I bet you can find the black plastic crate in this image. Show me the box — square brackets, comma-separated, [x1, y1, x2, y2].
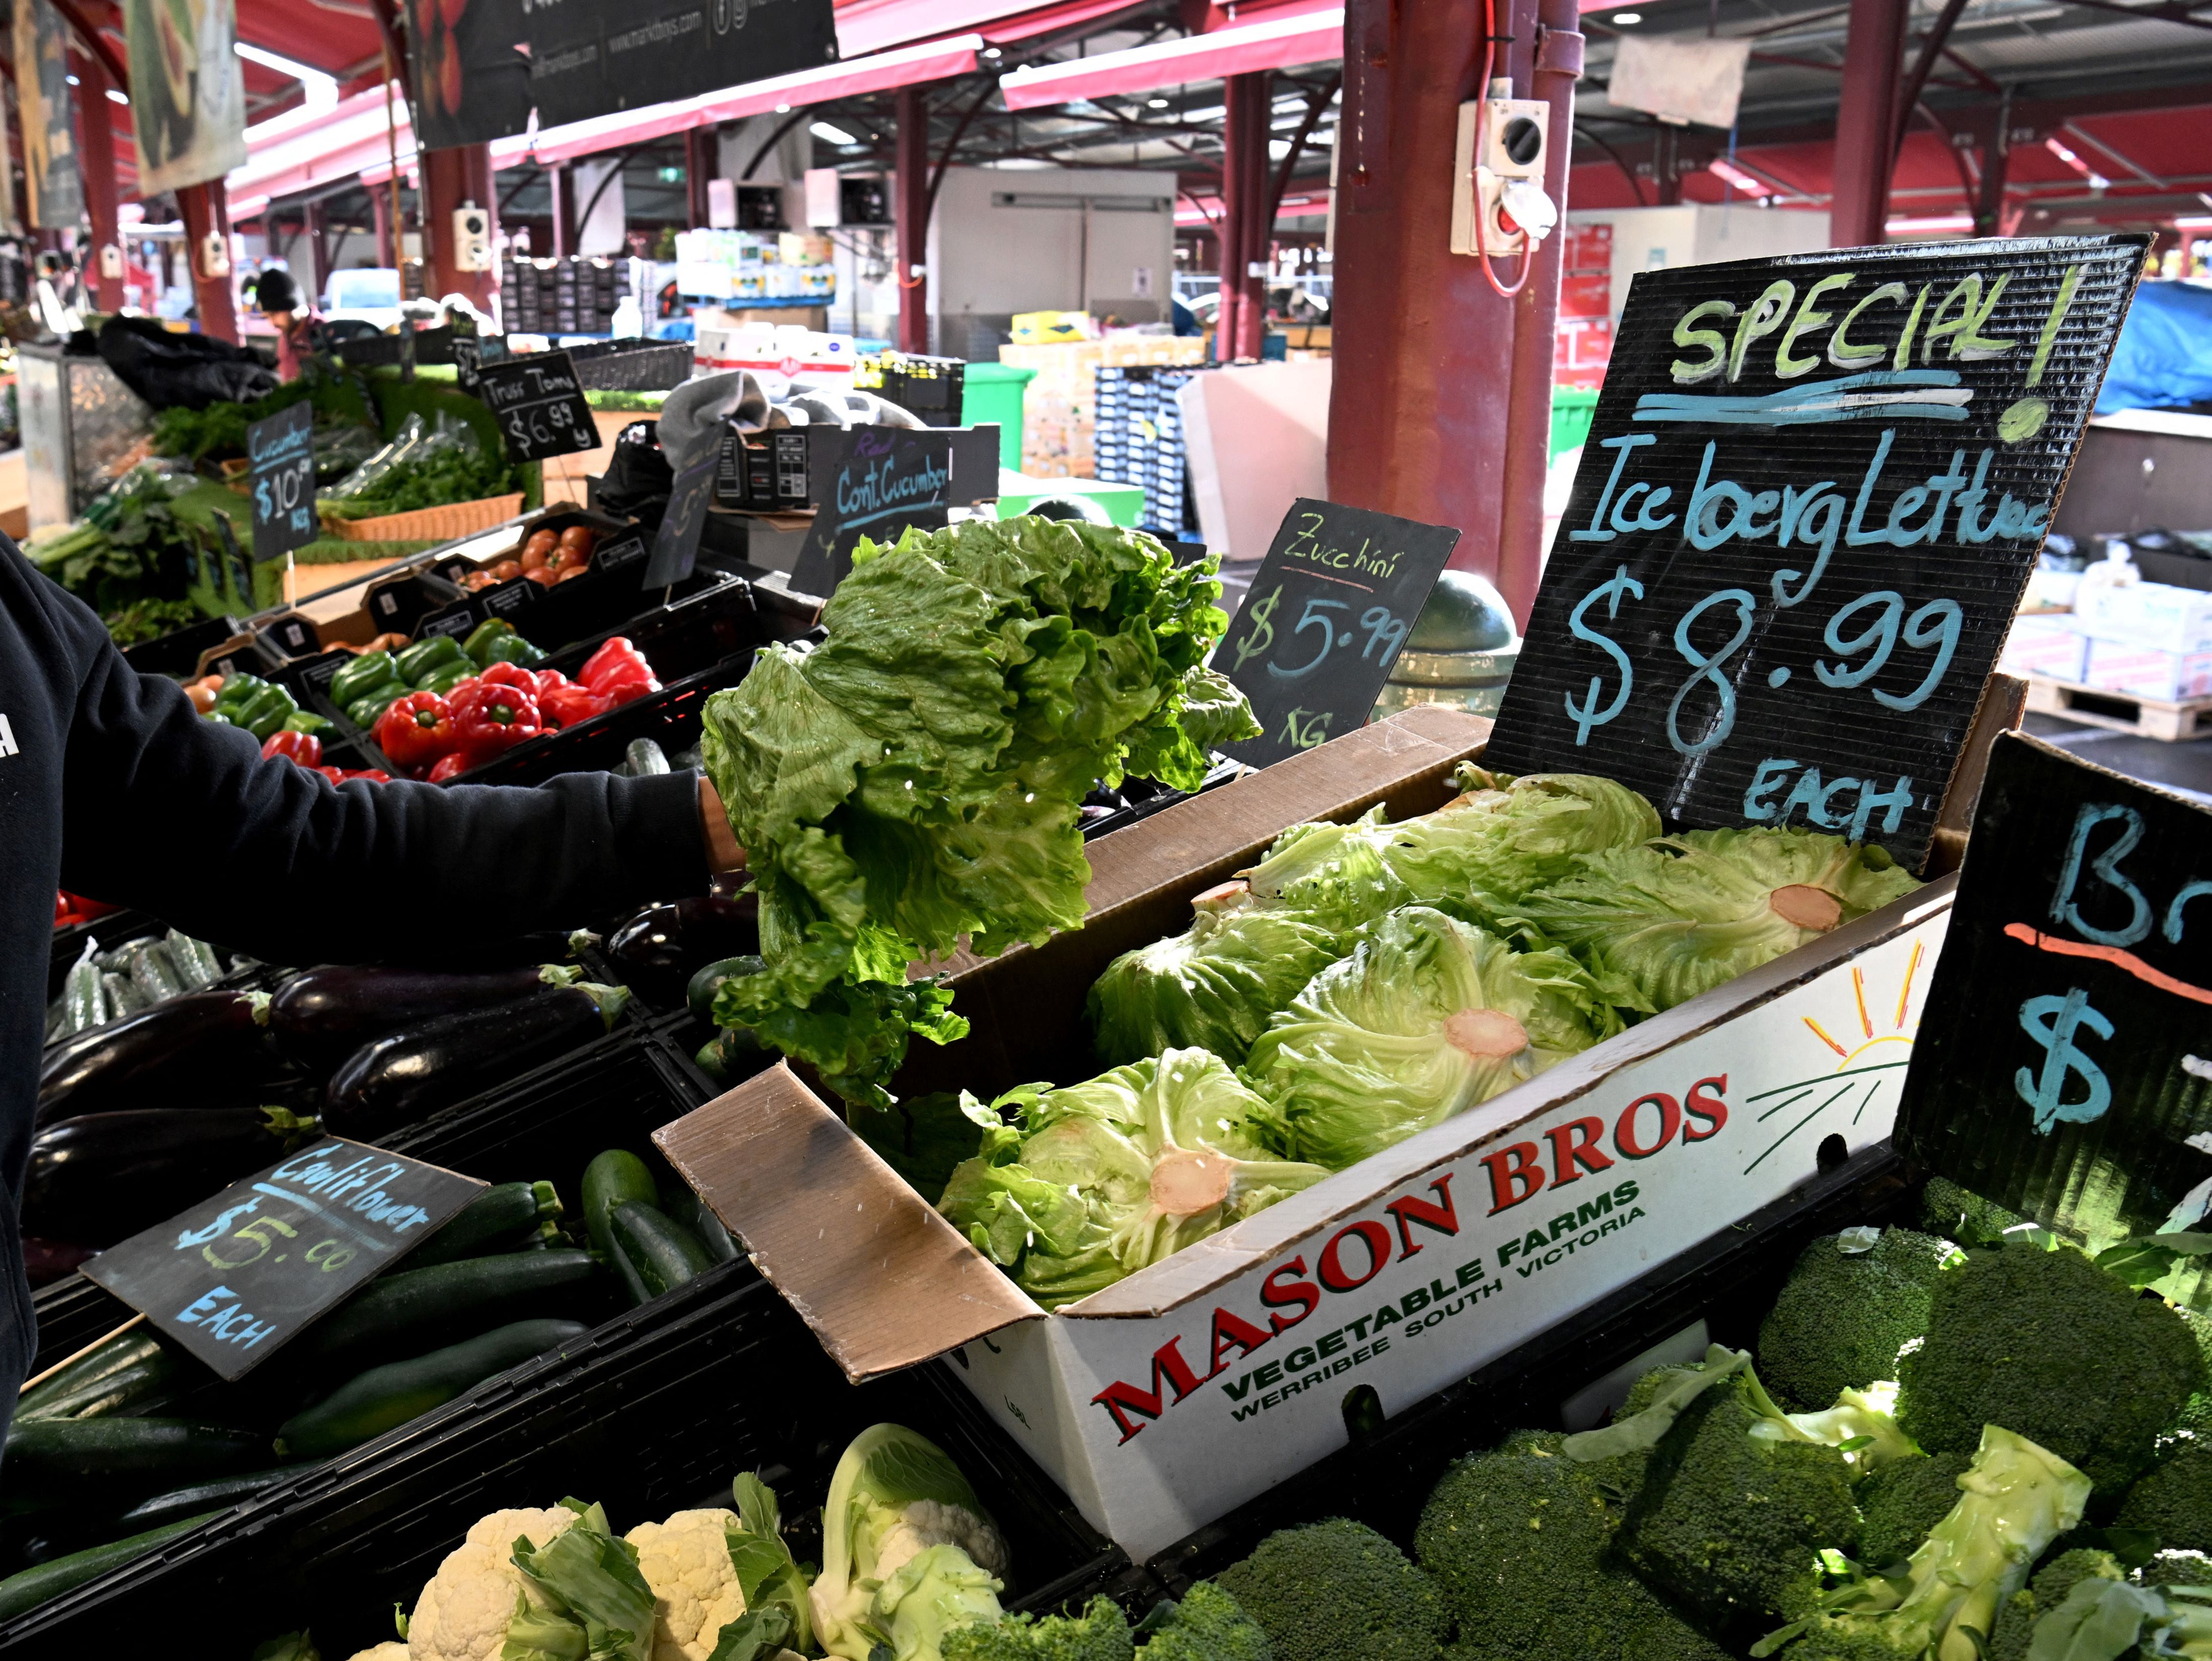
[566, 338, 694, 392]
[2, 1248, 1124, 1656]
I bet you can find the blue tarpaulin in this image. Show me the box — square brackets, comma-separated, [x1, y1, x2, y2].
[2096, 280, 2212, 415]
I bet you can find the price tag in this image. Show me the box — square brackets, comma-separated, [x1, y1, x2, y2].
[473, 351, 599, 464]
[1895, 734, 2212, 1302]
[1485, 234, 2147, 872]
[83, 1139, 484, 1380]
[644, 454, 717, 588]
[789, 426, 958, 595]
[1214, 498, 1461, 767]
[248, 402, 319, 564]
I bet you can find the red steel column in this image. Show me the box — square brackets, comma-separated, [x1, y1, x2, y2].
[422, 142, 498, 310]
[895, 84, 929, 354]
[1830, 0, 1908, 246]
[1494, 0, 1584, 626]
[180, 181, 237, 342]
[1220, 73, 1270, 362]
[1328, 0, 1539, 584]
[75, 52, 124, 311]
[686, 126, 715, 228]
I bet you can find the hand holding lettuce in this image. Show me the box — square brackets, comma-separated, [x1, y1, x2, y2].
[699, 517, 1256, 1107]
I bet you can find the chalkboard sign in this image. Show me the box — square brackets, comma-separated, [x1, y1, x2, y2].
[645, 454, 717, 588]
[453, 333, 512, 397]
[1213, 498, 1461, 767]
[789, 426, 958, 595]
[475, 351, 599, 463]
[84, 1139, 484, 1380]
[1895, 733, 2212, 1301]
[248, 402, 318, 563]
[1484, 234, 2147, 873]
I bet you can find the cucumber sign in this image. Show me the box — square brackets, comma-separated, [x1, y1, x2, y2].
[84, 1140, 483, 1379]
[1484, 234, 2147, 873]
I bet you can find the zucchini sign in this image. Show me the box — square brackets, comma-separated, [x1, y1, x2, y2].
[1486, 234, 2147, 873]
[86, 1140, 483, 1380]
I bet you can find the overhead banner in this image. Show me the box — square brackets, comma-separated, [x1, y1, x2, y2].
[124, 0, 249, 196]
[15, 0, 83, 230]
[404, 0, 530, 152]
[1484, 234, 2147, 875]
[526, 0, 837, 128]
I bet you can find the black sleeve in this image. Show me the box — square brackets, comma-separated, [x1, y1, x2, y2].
[47, 571, 707, 966]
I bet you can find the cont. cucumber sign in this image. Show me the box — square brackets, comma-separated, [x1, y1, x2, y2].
[1486, 234, 2147, 872]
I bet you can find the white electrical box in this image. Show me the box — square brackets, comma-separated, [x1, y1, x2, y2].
[707, 178, 738, 229]
[451, 205, 493, 272]
[1451, 96, 1555, 258]
[199, 231, 230, 278]
[97, 244, 122, 280]
[804, 167, 843, 228]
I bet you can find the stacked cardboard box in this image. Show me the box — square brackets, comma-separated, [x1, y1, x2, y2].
[998, 337, 1208, 479]
[1092, 365, 1199, 540]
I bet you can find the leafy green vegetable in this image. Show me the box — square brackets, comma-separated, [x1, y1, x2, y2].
[1512, 827, 1921, 1015]
[700, 516, 1255, 1106]
[1086, 902, 1345, 1069]
[1244, 905, 1619, 1171]
[937, 1048, 1330, 1309]
[322, 421, 514, 518]
[1381, 770, 1662, 917]
[506, 1498, 658, 1661]
[101, 596, 203, 646]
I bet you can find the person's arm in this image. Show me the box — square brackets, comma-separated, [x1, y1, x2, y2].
[45, 568, 733, 966]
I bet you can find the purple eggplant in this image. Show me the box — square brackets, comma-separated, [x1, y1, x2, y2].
[268, 963, 554, 1068]
[321, 979, 631, 1140]
[23, 1108, 315, 1246]
[36, 992, 283, 1127]
[605, 894, 760, 1002]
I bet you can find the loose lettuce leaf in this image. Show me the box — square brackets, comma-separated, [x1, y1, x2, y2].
[1240, 806, 1412, 934]
[938, 1049, 1330, 1309]
[1512, 827, 1921, 1015]
[1379, 772, 1662, 915]
[1086, 905, 1345, 1069]
[1245, 905, 1619, 1170]
[702, 518, 1249, 1106]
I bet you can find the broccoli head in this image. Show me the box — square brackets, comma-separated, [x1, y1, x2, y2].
[1757, 1228, 1959, 1410]
[1985, 1547, 2124, 1661]
[1764, 1425, 2092, 1661]
[1919, 1178, 2024, 1249]
[1855, 1452, 1972, 1569]
[1415, 1432, 1731, 1661]
[1895, 1245, 2206, 1497]
[1135, 1583, 1269, 1661]
[2172, 1307, 2212, 1438]
[1213, 1518, 1444, 1661]
[943, 1596, 1134, 1661]
[1611, 1369, 1863, 1632]
[2117, 1443, 2212, 1558]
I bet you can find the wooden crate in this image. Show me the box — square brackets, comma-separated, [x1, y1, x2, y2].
[2025, 673, 2212, 741]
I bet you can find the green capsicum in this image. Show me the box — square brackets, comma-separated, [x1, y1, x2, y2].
[330, 651, 406, 706]
[346, 691, 402, 731]
[396, 635, 471, 685]
[212, 673, 272, 717]
[282, 711, 333, 735]
[479, 632, 549, 669]
[232, 684, 300, 741]
[415, 662, 476, 696]
[461, 618, 538, 668]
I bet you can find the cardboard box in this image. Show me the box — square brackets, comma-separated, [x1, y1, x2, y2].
[2071, 578, 2212, 655]
[658, 705, 1964, 1556]
[1012, 310, 1095, 345]
[1999, 613, 2089, 684]
[2083, 637, 2212, 703]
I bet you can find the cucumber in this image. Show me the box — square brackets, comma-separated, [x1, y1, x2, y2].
[62, 946, 105, 1035]
[165, 929, 221, 991]
[300, 1249, 600, 1367]
[624, 738, 670, 776]
[581, 1151, 658, 1260]
[17, 1330, 166, 1420]
[126, 942, 184, 1005]
[2, 1419, 268, 1505]
[0, 1511, 221, 1621]
[610, 1201, 715, 1300]
[16, 1352, 177, 1423]
[686, 955, 765, 1024]
[407, 1180, 564, 1269]
[276, 1319, 589, 1459]
[112, 1466, 310, 1533]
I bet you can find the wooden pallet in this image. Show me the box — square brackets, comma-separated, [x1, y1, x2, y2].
[2025, 674, 2212, 741]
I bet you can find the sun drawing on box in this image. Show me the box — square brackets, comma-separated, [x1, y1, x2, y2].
[1738, 940, 1929, 1177]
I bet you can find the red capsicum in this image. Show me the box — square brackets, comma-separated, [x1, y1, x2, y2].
[261, 731, 323, 767]
[478, 662, 543, 696]
[450, 679, 543, 762]
[428, 751, 470, 782]
[374, 691, 460, 770]
[539, 681, 613, 729]
[579, 637, 661, 706]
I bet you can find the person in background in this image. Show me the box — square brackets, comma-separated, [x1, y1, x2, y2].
[251, 266, 314, 380]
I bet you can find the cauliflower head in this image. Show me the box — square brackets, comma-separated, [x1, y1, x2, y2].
[626, 1508, 749, 1661]
[874, 1498, 1011, 1584]
[409, 1506, 582, 1661]
[349, 1647, 411, 1661]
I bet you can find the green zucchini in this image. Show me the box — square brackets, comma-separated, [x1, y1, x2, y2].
[112, 1466, 310, 1533]
[16, 1352, 177, 1423]
[686, 955, 765, 1024]
[610, 1201, 715, 1300]
[300, 1248, 599, 1366]
[581, 1151, 658, 1260]
[665, 1189, 739, 1266]
[0, 1510, 221, 1621]
[276, 1318, 589, 1459]
[17, 1330, 166, 1420]
[2, 1419, 268, 1505]
[407, 1180, 564, 1269]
